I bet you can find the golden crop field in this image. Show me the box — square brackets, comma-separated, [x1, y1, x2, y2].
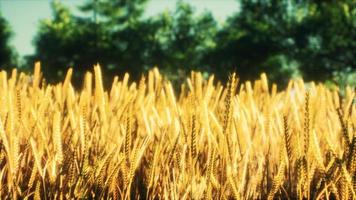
[0, 63, 355, 200]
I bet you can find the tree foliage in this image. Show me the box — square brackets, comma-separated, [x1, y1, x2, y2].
[207, 0, 299, 84]
[151, 2, 217, 82]
[0, 12, 16, 70]
[28, 1, 113, 83]
[208, 0, 355, 85]
[291, 0, 356, 82]
[25, 0, 355, 87]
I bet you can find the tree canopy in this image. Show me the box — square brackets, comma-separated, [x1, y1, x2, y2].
[292, 1, 355, 83]
[15, 0, 356, 87]
[0, 11, 16, 70]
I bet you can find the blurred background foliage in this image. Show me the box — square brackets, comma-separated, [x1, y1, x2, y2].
[0, 10, 17, 71]
[0, 0, 355, 88]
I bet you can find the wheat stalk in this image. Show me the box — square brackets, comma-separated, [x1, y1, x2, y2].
[0, 65, 352, 199]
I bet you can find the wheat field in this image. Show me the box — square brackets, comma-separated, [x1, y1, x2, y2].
[0, 62, 355, 199]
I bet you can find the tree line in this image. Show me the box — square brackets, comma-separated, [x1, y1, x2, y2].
[0, 0, 355, 88]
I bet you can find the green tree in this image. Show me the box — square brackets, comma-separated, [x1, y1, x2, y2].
[78, 0, 217, 83]
[207, 0, 355, 86]
[28, 0, 355, 87]
[29, 0, 162, 86]
[207, 0, 300, 85]
[0, 11, 16, 70]
[28, 1, 113, 84]
[291, 0, 356, 83]
[29, 0, 217, 86]
[151, 1, 217, 82]
[79, 0, 154, 78]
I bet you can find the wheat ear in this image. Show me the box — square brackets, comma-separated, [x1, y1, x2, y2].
[53, 111, 63, 164]
[267, 161, 285, 200]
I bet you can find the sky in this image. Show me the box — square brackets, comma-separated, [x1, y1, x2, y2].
[0, 0, 239, 57]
